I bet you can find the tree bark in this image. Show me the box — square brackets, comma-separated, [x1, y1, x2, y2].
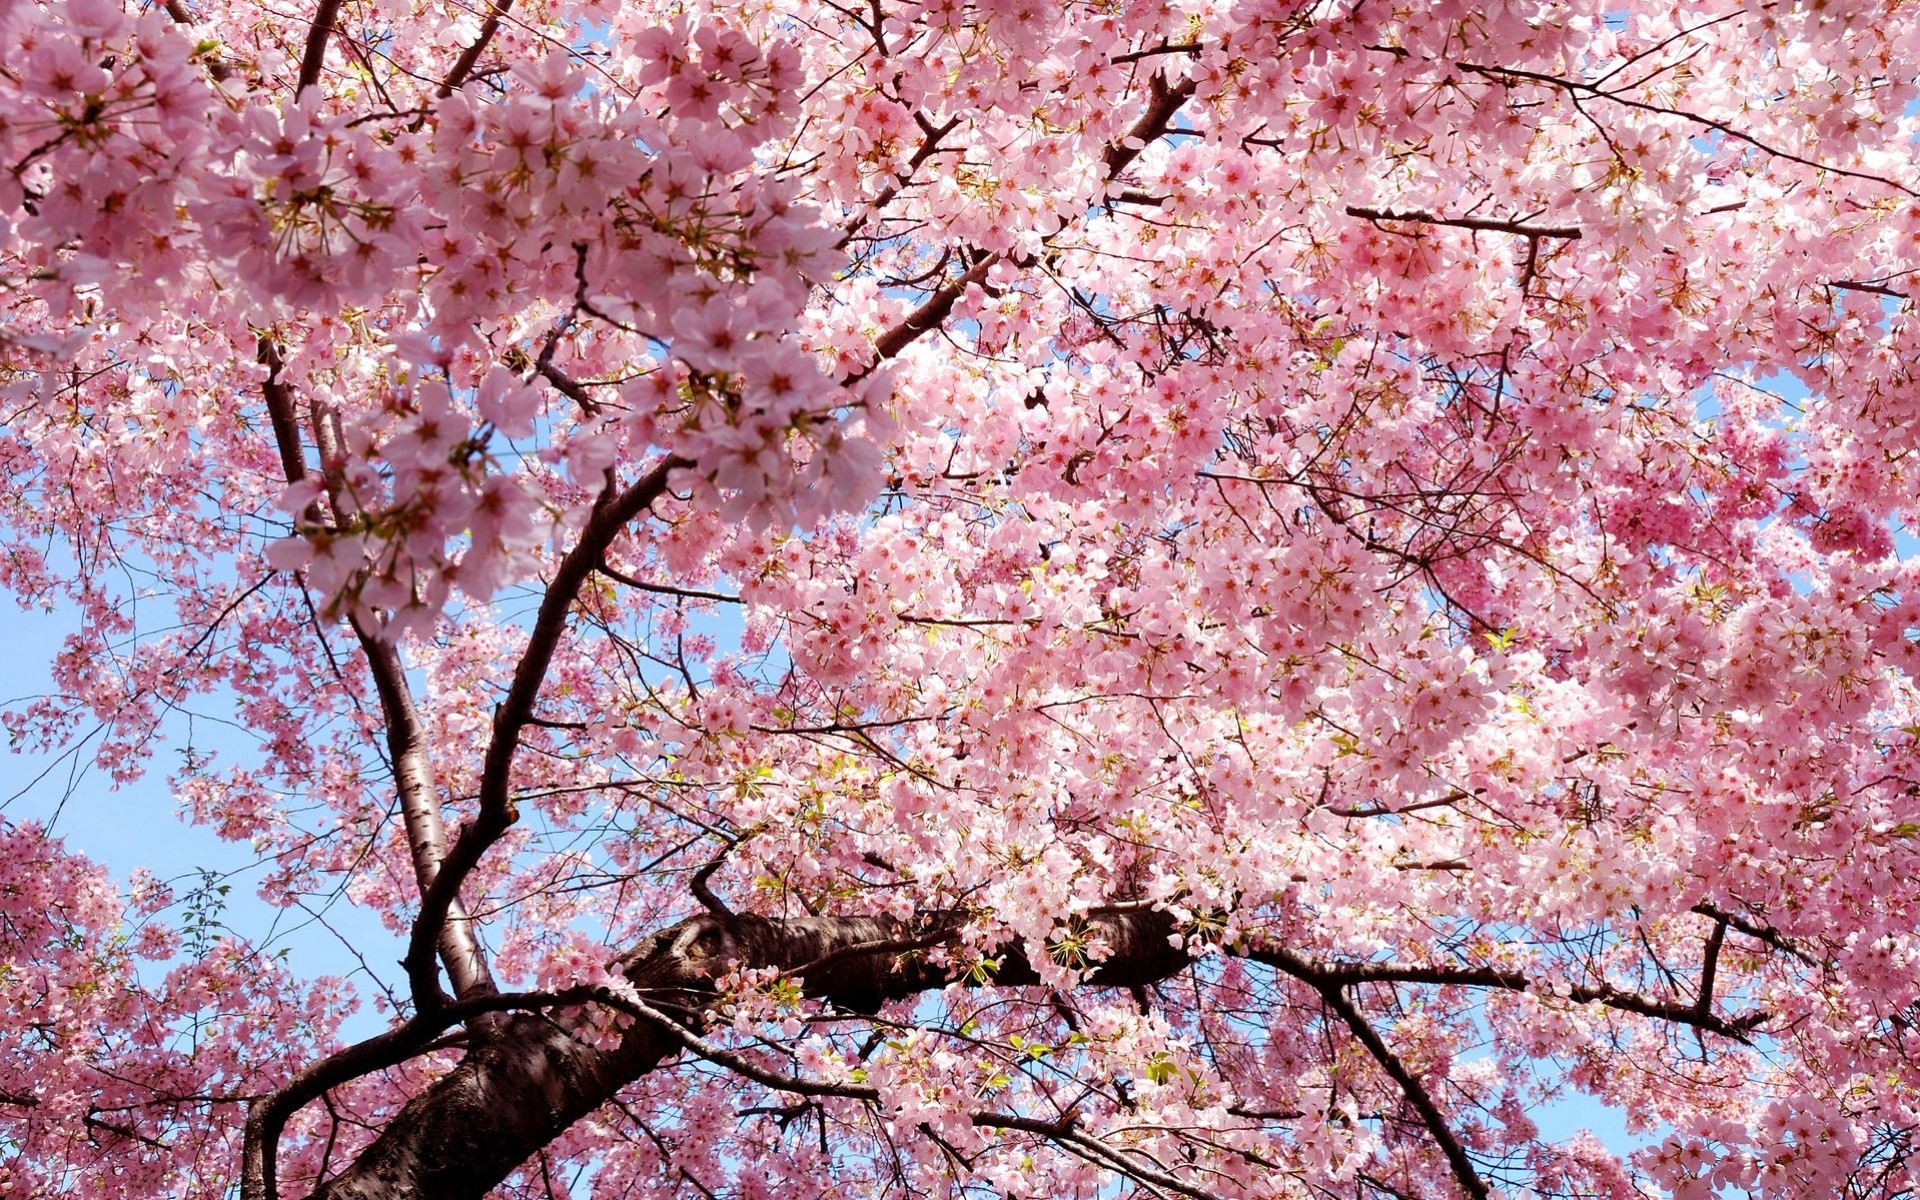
[307, 909, 1188, 1200]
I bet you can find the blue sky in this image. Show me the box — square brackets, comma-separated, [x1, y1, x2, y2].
[0, 596, 404, 1033]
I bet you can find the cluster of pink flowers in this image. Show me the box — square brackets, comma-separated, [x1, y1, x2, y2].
[7, 0, 1920, 1197]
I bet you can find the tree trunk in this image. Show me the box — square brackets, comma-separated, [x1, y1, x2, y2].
[308, 909, 1187, 1200]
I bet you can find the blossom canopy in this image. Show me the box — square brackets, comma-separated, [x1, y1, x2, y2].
[4, 2, 1920, 1199]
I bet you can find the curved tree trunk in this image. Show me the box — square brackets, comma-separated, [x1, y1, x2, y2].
[308, 910, 1188, 1200]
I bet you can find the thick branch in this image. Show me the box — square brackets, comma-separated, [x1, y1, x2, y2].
[1102, 74, 1199, 180]
[295, 0, 342, 95]
[257, 340, 309, 490]
[405, 457, 690, 1015]
[435, 0, 514, 97]
[309, 909, 1186, 1199]
[243, 988, 593, 1200]
[846, 253, 999, 382]
[310, 904, 1798, 1200]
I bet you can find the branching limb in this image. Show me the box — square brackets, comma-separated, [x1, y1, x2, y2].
[1241, 948, 1768, 1041]
[1456, 60, 1920, 198]
[256, 336, 495, 1018]
[688, 840, 740, 924]
[839, 114, 962, 247]
[1345, 205, 1582, 240]
[407, 455, 690, 1018]
[1691, 901, 1822, 967]
[1257, 947, 1489, 1200]
[242, 986, 602, 1200]
[436, 0, 515, 97]
[305, 897, 1812, 1200]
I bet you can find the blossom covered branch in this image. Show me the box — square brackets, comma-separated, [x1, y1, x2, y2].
[6, 3, 1920, 1200]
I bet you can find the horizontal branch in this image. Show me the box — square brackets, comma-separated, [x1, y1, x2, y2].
[1345, 205, 1582, 239]
[308, 904, 1792, 1200]
[1454, 60, 1920, 199]
[1828, 278, 1911, 299]
[1244, 946, 1767, 1041]
[596, 560, 741, 604]
[306, 909, 1188, 1199]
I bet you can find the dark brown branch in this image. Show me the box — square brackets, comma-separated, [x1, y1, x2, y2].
[687, 846, 737, 924]
[1691, 901, 1821, 967]
[257, 339, 309, 491]
[1103, 74, 1199, 179]
[531, 359, 602, 417]
[1243, 950, 1766, 1041]
[1109, 41, 1205, 65]
[244, 986, 600, 1200]
[1197, 866, 1784, 1190]
[405, 456, 690, 1018]
[1312, 980, 1489, 1200]
[435, 0, 515, 97]
[1345, 205, 1582, 239]
[839, 114, 962, 248]
[789, 931, 957, 980]
[295, 0, 343, 96]
[309, 909, 1189, 1200]
[848, 73, 1197, 382]
[1696, 917, 1727, 1021]
[846, 253, 999, 382]
[596, 560, 740, 604]
[1829, 279, 1911, 299]
[289, 896, 1810, 1200]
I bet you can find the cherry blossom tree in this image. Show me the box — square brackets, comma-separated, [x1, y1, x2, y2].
[6, 0, 1920, 1197]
